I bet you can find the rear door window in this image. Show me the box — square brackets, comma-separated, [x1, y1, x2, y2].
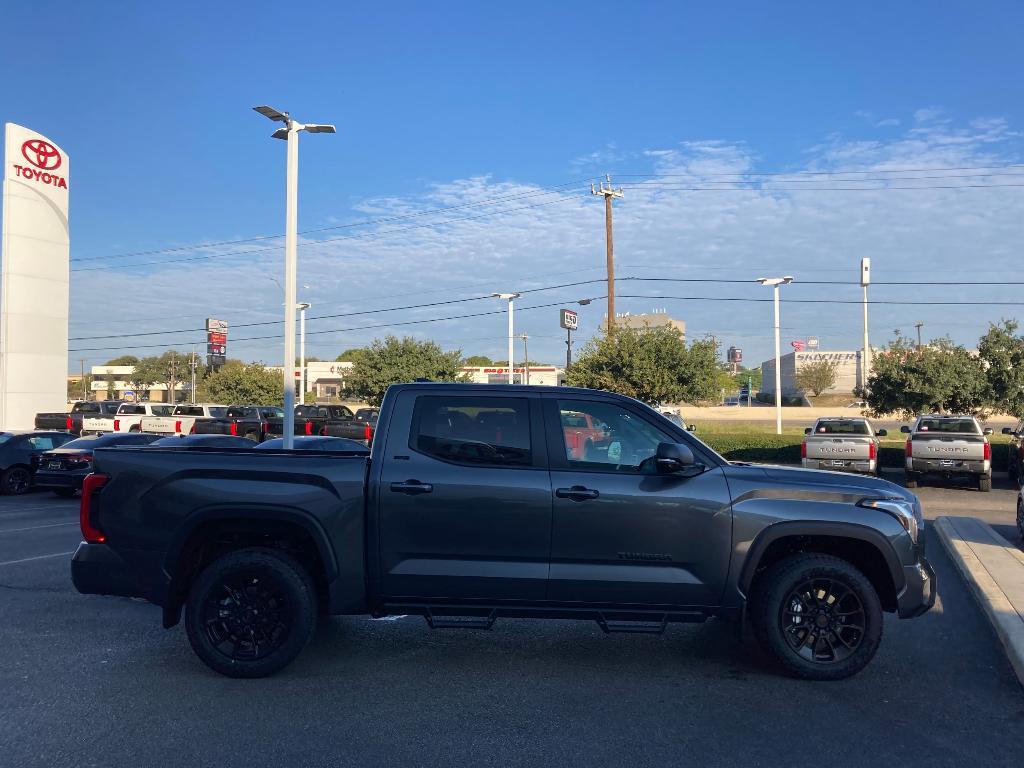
[410, 396, 532, 467]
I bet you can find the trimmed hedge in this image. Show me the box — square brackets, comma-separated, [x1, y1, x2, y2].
[698, 432, 1010, 472]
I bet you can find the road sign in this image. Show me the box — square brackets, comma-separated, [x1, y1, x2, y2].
[559, 308, 578, 331]
[807, 336, 819, 350]
[123, 391, 136, 403]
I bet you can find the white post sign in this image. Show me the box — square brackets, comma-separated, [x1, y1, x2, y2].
[1, 123, 71, 429]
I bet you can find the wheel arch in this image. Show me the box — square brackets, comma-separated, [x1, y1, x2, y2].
[161, 506, 340, 628]
[740, 521, 904, 613]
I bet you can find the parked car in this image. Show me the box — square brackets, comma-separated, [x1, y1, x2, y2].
[73, 382, 934, 680]
[0, 431, 76, 494]
[320, 410, 377, 445]
[83, 403, 175, 435]
[255, 436, 370, 452]
[32, 432, 160, 496]
[139, 404, 229, 437]
[901, 415, 993, 491]
[265, 404, 358, 438]
[1002, 420, 1024, 483]
[146, 434, 258, 448]
[191, 405, 285, 442]
[802, 418, 886, 475]
[35, 401, 123, 436]
[722, 395, 741, 407]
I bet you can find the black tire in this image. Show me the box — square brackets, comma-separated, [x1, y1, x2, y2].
[1017, 498, 1024, 541]
[244, 431, 259, 443]
[184, 547, 316, 678]
[53, 488, 77, 498]
[904, 473, 918, 489]
[129, 425, 141, 433]
[978, 473, 992, 492]
[1, 466, 33, 495]
[751, 553, 883, 681]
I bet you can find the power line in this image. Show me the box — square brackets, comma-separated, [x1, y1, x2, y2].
[611, 162, 1024, 178]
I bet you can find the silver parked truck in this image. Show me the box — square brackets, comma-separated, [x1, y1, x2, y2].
[901, 415, 993, 492]
[802, 418, 885, 475]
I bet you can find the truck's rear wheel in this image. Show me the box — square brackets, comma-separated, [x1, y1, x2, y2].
[184, 547, 316, 678]
[904, 473, 918, 489]
[978, 473, 992, 492]
[751, 553, 883, 681]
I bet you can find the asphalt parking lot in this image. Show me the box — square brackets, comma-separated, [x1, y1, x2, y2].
[1, 485, 1022, 768]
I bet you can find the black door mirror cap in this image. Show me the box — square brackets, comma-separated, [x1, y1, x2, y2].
[1002, 427, 1013, 435]
[900, 425, 911, 434]
[804, 427, 812, 435]
[876, 428, 887, 437]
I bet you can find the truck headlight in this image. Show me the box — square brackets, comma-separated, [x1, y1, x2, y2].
[857, 498, 920, 544]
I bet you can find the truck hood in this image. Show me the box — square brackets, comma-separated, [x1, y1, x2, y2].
[726, 462, 915, 502]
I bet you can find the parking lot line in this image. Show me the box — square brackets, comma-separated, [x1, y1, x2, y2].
[0, 551, 74, 567]
[0, 522, 77, 534]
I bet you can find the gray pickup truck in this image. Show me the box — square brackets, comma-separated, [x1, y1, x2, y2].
[902, 415, 993, 491]
[72, 383, 934, 681]
[802, 418, 885, 475]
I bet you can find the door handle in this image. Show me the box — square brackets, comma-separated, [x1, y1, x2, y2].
[555, 486, 600, 501]
[390, 480, 433, 495]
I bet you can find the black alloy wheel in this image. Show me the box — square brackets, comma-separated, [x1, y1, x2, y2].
[185, 548, 315, 678]
[752, 553, 883, 680]
[781, 578, 865, 664]
[2, 466, 32, 495]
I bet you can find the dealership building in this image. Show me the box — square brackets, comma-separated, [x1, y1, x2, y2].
[760, 350, 867, 397]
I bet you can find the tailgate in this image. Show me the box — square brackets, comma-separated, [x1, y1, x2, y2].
[912, 435, 986, 460]
[805, 437, 873, 460]
[140, 416, 179, 434]
[82, 416, 114, 433]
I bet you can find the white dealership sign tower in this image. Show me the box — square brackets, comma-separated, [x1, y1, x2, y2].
[0, 123, 71, 429]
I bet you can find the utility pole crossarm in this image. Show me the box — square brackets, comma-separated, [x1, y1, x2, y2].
[592, 175, 623, 333]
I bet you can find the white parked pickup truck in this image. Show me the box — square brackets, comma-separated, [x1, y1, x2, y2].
[801, 417, 886, 475]
[82, 403, 175, 435]
[139, 404, 229, 437]
[901, 415, 993, 491]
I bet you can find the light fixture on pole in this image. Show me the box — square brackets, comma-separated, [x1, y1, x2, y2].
[757, 276, 794, 435]
[490, 292, 520, 384]
[253, 105, 335, 448]
[298, 302, 311, 404]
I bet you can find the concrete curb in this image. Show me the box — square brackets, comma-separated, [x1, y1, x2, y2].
[935, 516, 1024, 686]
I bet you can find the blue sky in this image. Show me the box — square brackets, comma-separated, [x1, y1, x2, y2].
[3, 1, 1024, 370]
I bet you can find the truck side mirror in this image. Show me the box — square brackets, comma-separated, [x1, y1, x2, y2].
[900, 425, 911, 434]
[876, 429, 887, 437]
[804, 427, 812, 435]
[656, 442, 696, 474]
[1002, 427, 1013, 435]
[687, 424, 697, 432]
[983, 427, 993, 436]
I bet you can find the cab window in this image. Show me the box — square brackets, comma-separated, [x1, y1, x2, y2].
[411, 396, 532, 467]
[557, 400, 671, 472]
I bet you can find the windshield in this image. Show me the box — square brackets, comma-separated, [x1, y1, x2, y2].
[917, 418, 980, 434]
[814, 420, 870, 435]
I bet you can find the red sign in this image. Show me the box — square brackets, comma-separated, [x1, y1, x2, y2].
[207, 332, 227, 345]
[790, 341, 805, 351]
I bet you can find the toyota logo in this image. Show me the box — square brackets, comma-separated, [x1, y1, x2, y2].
[21, 139, 62, 171]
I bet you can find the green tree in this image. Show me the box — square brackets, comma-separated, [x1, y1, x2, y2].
[733, 367, 761, 392]
[68, 374, 92, 400]
[336, 348, 367, 365]
[198, 361, 283, 405]
[978, 320, 1024, 416]
[464, 355, 493, 366]
[795, 359, 840, 397]
[103, 355, 139, 366]
[130, 351, 189, 403]
[347, 336, 465, 406]
[865, 335, 988, 418]
[566, 325, 719, 405]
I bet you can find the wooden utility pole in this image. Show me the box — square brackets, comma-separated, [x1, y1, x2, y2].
[592, 175, 623, 332]
[80, 359, 87, 401]
[914, 322, 924, 351]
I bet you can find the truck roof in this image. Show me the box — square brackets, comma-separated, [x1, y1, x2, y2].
[389, 382, 612, 397]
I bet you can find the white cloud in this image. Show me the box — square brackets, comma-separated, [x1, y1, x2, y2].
[69, 114, 1024, 372]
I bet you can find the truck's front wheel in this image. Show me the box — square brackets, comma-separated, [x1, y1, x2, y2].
[184, 547, 316, 678]
[978, 473, 992, 492]
[752, 554, 883, 681]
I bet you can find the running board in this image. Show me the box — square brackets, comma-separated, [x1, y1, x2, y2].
[423, 608, 497, 630]
[596, 613, 669, 635]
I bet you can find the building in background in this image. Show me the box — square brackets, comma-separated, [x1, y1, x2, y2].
[760, 350, 866, 397]
[600, 309, 685, 341]
[459, 365, 564, 386]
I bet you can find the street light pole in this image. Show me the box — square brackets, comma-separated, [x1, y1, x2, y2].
[491, 292, 520, 384]
[298, 302, 311, 405]
[520, 334, 530, 385]
[860, 258, 872, 393]
[758, 276, 794, 435]
[253, 106, 335, 449]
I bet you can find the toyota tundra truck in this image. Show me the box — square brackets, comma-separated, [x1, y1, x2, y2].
[139, 404, 229, 437]
[82, 402, 174, 435]
[71, 383, 934, 681]
[902, 415, 993, 491]
[35, 400, 123, 436]
[802, 418, 886, 475]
